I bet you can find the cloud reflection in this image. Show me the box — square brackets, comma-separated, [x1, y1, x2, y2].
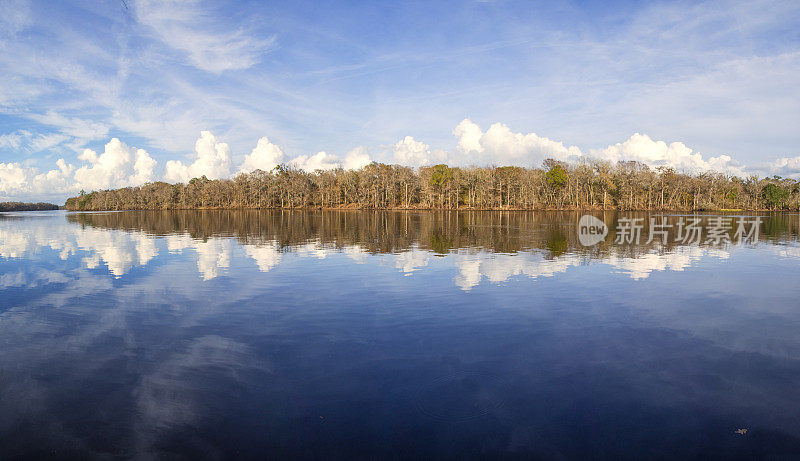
[0, 212, 798, 288]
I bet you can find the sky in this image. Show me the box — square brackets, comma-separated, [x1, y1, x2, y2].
[1, 0, 799, 202]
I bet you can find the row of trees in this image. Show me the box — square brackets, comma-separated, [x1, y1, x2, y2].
[0, 202, 60, 212]
[65, 160, 800, 211]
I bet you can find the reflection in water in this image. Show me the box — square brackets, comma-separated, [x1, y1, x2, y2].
[1, 210, 797, 287]
[2, 210, 800, 458]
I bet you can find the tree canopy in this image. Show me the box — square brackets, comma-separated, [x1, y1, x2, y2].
[64, 160, 800, 211]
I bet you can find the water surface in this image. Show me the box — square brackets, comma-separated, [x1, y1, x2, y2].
[2, 210, 800, 458]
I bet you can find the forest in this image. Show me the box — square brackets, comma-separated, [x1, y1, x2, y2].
[64, 159, 800, 211]
[0, 202, 60, 212]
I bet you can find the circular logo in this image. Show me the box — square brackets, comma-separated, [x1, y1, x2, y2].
[578, 215, 608, 246]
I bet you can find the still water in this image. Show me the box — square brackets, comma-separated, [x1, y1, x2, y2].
[2, 210, 800, 458]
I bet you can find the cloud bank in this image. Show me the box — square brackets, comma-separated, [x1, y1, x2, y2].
[2, 119, 798, 200]
[75, 139, 157, 190]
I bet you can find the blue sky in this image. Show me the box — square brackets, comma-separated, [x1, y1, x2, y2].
[1, 0, 799, 201]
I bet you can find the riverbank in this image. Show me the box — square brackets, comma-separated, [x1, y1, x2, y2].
[0, 202, 61, 212]
[63, 204, 780, 212]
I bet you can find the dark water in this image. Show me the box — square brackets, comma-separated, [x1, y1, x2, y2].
[2, 210, 800, 459]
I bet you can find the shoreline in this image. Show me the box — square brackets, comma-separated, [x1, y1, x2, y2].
[63, 206, 780, 212]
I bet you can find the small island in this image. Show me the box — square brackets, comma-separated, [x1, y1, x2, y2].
[64, 161, 798, 212]
[0, 202, 61, 212]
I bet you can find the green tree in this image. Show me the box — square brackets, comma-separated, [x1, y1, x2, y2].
[544, 161, 568, 189]
[763, 182, 790, 210]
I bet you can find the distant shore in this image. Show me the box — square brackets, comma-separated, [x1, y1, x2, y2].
[0, 202, 61, 212]
[63, 204, 777, 212]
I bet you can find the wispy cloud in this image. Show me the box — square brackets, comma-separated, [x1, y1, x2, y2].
[133, 0, 276, 73]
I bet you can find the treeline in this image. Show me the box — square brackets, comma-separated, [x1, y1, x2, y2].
[0, 202, 60, 212]
[65, 160, 800, 211]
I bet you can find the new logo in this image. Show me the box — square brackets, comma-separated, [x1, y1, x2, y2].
[578, 215, 608, 246]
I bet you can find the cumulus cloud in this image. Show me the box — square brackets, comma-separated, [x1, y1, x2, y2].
[238, 137, 284, 174]
[0, 162, 28, 194]
[342, 146, 372, 170]
[165, 131, 231, 183]
[588, 133, 746, 176]
[33, 159, 75, 193]
[753, 156, 800, 179]
[73, 138, 157, 190]
[453, 119, 484, 153]
[289, 151, 340, 172]
[0, 138, 159, 198]
[452, 119, 581, 166]
[392, 136, 446, 166]
[3, 120, 798, 201]
[0, 159, 74, 197]
[238, 138, 371, 174]
[451, 119, 751, 175]
[0, 130, 378, 198]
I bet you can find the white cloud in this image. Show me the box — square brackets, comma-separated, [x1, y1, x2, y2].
[754, 156, 800, 179]
[451, 119, 751, 175]
[1, 131, 377, 198]
[0, 159, 74, 197]
[73, 138, 157, 190]
[29, 133, 70, 152]
[238, 137, 284, 174]
[290, 151, 339, 172]
[237, 135, 373, 175]
[27, 111, 110, 148]
[452, 119, 581, 166]
[392, 136, 445, 166]
[1, 122, 798, 201]
[239, 139, 371, 174]
[0, 131, 25, 150]
[589, 133, 746, 175]
[453, 119, 483, 153]
[0, 162, 28, 194]
[0, 130, 70, 154]
[33, 158, 75, 193]
[342, 146, 372, 170]
[287, 145, 373, 172]
[133, 0, 275, 73]
[165, 131, 231, 183]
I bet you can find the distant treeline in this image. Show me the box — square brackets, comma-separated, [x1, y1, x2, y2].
[65, 160, 800, 211]
[0, 202, 60, 212]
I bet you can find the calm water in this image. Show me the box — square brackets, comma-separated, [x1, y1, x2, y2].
[2, 210, 800, 459]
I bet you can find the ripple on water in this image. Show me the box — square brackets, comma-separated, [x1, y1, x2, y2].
[415, 371, 509, 423]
